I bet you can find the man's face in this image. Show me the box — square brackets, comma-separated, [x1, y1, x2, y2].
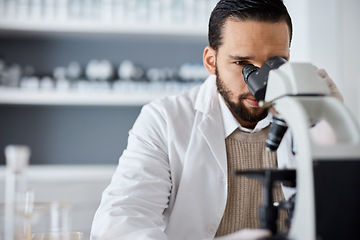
[205, 19, 290, 129]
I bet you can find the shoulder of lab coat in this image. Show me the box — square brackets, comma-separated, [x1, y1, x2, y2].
[91, 75, 228, 240]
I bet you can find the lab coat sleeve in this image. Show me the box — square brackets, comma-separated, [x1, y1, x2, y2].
[90, 102, 172, 240]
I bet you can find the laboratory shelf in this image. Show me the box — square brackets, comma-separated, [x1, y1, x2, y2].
[0, 86, 184, 106]
[0, 20, 207, 37]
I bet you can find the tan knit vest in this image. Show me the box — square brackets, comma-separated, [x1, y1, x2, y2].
[215, 127, 288, 237]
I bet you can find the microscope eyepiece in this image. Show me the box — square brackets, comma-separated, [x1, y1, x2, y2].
[242, 64, 259, 84]
[242, 56, 287, 101]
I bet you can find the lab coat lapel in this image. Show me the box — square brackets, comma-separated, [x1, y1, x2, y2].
[198, 112, 227, 175]
[195, 75, 227, 175]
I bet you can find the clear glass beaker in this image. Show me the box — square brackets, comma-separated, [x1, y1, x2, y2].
[29, 201, 71, 236]
[1, 201, 82, 240]
[29, 201, 84, 240]
[31, 232, 84, 240]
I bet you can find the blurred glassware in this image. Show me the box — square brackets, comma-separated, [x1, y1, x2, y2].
[2, 145, 82, 240]
[31, 232, 84, 240]
[1, 201, 78, 240]
[4, 145, 31, 240]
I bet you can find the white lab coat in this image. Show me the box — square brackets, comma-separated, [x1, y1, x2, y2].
[90, 75, 296, 240]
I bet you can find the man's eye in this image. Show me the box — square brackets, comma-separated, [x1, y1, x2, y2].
[235, 61, 249, 66]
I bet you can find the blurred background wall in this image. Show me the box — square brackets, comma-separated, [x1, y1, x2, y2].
[285, 0, 360, 122]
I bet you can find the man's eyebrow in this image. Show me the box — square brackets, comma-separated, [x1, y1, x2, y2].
[228, 55, 254, 60]
[229, 55, 289, 61]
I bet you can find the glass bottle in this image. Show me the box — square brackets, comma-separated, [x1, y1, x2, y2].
[4, 145, 31, 240]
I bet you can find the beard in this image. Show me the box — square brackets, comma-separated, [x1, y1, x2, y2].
[215, 66, 268, 123]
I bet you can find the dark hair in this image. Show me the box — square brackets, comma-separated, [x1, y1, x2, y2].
[208, 0, 293, 51]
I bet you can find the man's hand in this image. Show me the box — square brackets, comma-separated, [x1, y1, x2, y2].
[310, 66, 342, 145]
[214, 229, 271, 240]
[314, 66, 344, 103]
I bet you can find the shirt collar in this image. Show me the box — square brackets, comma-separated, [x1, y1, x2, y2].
[218, 93, 272, 138]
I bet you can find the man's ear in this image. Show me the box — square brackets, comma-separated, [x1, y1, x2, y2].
[203, 46, 216, 75]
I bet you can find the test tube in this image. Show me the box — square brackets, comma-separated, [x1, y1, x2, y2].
[137, 0, 148, 24]
[126, 1, 137, 25]
[4, 145, 31, 240]
[56, 0, 68, 22]
[43, 0, 56, 22]
[148, 0, 161, 25]
[0, 0, 5, 19]
[162, 0, 172, 26]
[113, 0, 125, 24]
[172, 0, 184, 25]
[5, 0, 16, 20]
[17, 0, 29, 21]
[184, 0, 195, 26]
[30, 0, 42, 21]
[100, 0, 113, 23]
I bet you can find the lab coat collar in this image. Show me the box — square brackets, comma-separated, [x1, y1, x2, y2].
[194, 74, 218, 115]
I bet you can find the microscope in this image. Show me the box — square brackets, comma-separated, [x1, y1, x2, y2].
[237, 57, 360, 240]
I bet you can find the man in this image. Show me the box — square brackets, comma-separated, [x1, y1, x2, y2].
[90, 0, 342, 239]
